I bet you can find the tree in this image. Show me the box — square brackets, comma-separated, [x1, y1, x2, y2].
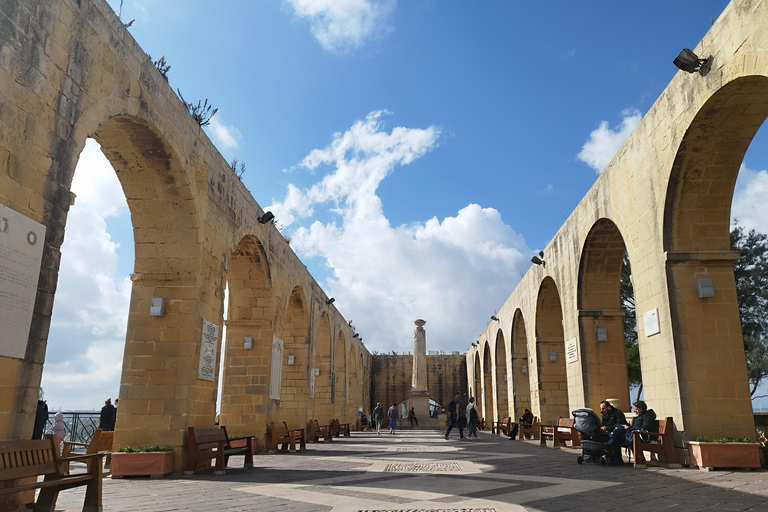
[620, 253, 642, 388]
[731, 225, 768, 396]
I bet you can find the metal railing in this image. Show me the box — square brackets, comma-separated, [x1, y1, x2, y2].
[46, 412, 101, 444]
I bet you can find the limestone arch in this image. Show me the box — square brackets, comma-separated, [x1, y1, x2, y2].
[482, 341, 493, 426]
[494, 329, 509, 419]
[333, 331, 346, 416]
[312, 311, 333, 423]
[661, 75, 765, 438]
[576, 218, 631, 412]
[220, 234, 273, 435]
[281, 285, 311, 422]
[535, 277, 568, 424]
[348, 344, 357, 410]
[511, 309, 531, 417]
[473, 353, 482, 415]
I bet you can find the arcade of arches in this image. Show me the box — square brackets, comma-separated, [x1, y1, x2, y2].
[1, 0, 766, 483]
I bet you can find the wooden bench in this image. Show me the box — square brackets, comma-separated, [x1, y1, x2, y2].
[0, 434, 104, 512]
[492, 417, 512, 435]
[309, 419, 333, 442]
[520, 416, 539, 439]
[185, 426, 254, 475]
[269, 422, 307, 452]
[331, 418, 351, 437]
[477, 418, 486, 430]
[539, 417, 581, 448]
[632, 416, 682, 469]
[62, 428, 114, 474]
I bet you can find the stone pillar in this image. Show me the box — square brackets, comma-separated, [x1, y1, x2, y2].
[409, 319, 430, 424]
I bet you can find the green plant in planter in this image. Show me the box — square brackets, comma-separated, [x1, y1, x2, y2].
[694, 436, 752, 443]
[117, 446, 169, 453]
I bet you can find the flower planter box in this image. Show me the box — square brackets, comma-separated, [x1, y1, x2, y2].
[111, 451, 174, 478]
[687, 441, 761, 471]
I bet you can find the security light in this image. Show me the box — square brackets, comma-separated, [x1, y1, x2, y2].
[258, 211, 275, 224]
[531, 256, 544, 266]
[326, 297, 335, 305]
[491, 315, 499, 321]
[673, 48, 713, 76]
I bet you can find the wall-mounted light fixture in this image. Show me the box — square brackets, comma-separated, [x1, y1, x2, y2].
[150, 297, 166, 317]
[244, 336, 253, 349]
[531, 255, 545, 266]
[491, 315, 499, 321]
[695, 277, 714, 298]
[258, 211, 275, 224]
[673, 48, 713, 76]
[549, 351, 557, 362]
[353, 333, 359, 338]
[596, 327, 608, 342]
[326, 297, 335, 304]
[521, 364, 528, 373]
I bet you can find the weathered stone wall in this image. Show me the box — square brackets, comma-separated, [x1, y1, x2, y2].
[369, 354, 466, 413]
[467, 0, 768, 443]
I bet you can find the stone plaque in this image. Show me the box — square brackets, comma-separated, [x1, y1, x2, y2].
[565, 338, 578, 364]
[197, 319, 219, 381]
[643, 308, 660, 337]
[270, 336, 284, 400]
[0, 204, 46, 359]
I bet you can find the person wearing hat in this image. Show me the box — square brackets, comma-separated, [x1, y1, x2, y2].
[99, 398, 117, 431]
[444, 391, 465, 440]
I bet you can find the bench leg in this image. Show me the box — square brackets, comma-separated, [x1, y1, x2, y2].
[632, 436, 647, 468]
[34, 486, 59, 512]
[214, 451, 226, 475]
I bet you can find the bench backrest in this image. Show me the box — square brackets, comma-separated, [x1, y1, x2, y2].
[90, 430, 114, 454]
[557, 418, 574, 428]
[271, 422, 289, 436]
[189, 427, 227, 451]
[0, 436, 59, 481]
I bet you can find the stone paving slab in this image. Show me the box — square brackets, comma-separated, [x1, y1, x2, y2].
[50, 430, 768, 511]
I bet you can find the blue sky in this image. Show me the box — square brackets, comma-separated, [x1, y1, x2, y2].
[40, 0, 768, 410]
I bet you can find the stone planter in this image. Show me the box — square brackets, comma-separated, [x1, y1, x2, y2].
[687, 441, 761, 471]
[111, 450, 174, 478]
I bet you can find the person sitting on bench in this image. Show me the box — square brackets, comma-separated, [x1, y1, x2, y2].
[508, 408, 533, 440]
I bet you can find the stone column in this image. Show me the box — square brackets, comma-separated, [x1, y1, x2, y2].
[412, 319, 428, 393]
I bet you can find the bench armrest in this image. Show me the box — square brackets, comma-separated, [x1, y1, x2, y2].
[60, 452, 106, 463]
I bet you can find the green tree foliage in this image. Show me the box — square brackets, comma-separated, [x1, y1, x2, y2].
[620, 253, 642, 387]
[731, 225, 768, 396]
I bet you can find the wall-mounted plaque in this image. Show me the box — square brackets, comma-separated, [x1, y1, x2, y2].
[197, 319, 219, 381]
[643, 308, 660, 337]
[565, 338, 579, 364]
[270, 336, 284, 400]
[0, 204, 46, 359]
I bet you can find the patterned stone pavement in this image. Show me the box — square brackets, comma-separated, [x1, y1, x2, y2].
[53, 430, 768, 511]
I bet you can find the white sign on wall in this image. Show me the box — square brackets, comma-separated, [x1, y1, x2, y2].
[565, 338, 579, 364]
[197, 320, 219, 381]
[0, 204, 46, 359]
[270, 336, 284, 400]
[309, 368, 315, 399]
[643, 308, 660, 337]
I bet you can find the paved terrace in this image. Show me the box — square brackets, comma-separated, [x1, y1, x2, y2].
[56, 430, 768, 512]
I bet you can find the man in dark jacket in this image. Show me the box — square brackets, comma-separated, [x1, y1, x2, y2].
[444, 392, 465, 440]
[99, 398, 117, 431]
[624, 400, 657, 450]
[508, 408, 533, 440]
[600, 400, 628, 465]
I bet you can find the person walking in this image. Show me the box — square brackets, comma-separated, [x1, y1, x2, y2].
[444, 391, 465, 440]
[466, 397, 479, 439]
[387, 402, 400, 434]
[372, 402, 384, 434]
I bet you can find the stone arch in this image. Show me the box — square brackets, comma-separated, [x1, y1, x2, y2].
[576, 218, 631, 412]
[220, 234, 273, 435]
[482, 341, 493, 426]
[661, 75, 765, 438]
[281, 285, 311, 422]
[535, 277, 568, 424]
[473, 353, 482, 415]
[348, 344, 357, 410]
[333, 331, 346, 416]
[511, 309, 531, 417]
[494, 329, 509, 419]
[312, 311, 333, 423]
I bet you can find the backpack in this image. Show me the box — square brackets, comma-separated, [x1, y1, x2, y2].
[469, 405, 478, 420]
[448, 399, 456, 414]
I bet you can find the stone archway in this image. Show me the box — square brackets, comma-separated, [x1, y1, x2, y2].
[577, 219, 631, 412]
[482, 342, 493, 426]
[221, 235, 273, 438]
[333, 331, 346, 417]
[661, 76, 768, 439]
[511, 309, 531, 417]
[535, 277, 568, 425]
[281, 286, 311, 425]
[473, 353, 482, 415]
[494, 329, 509, 418]
[312, 311, 333, 424]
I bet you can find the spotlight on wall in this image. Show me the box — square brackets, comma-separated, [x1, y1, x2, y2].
[353, 333, 360, 338]
[258, 211, 275, 224]
[673, 48, 713, 76]
[531, 256, 545, 266]
[491, 315, 499, 321]
[326, 297, 335, 305]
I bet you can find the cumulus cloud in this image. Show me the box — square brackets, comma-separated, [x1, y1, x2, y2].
[732, 162, 768, 232]
[284, 0, 396, 54]
[577, 108, 642, 174]
[41, 139, 131, 411]
[207, 116, 241, 151]
[269, 111, 531, 353]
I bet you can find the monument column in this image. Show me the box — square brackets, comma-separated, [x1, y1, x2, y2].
[409, 319, 430, 426]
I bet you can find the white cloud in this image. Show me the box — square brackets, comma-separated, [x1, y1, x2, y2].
[270, 112, 531, 354]
[284, 0, 396, 54]
[41, 139, 131, 411]
[207, 116, 241, 151]
[577, 108, 642, 174]
[732, 162, 768, 233]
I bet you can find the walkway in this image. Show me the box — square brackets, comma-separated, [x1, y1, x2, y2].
[56, 430, 768, 511]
